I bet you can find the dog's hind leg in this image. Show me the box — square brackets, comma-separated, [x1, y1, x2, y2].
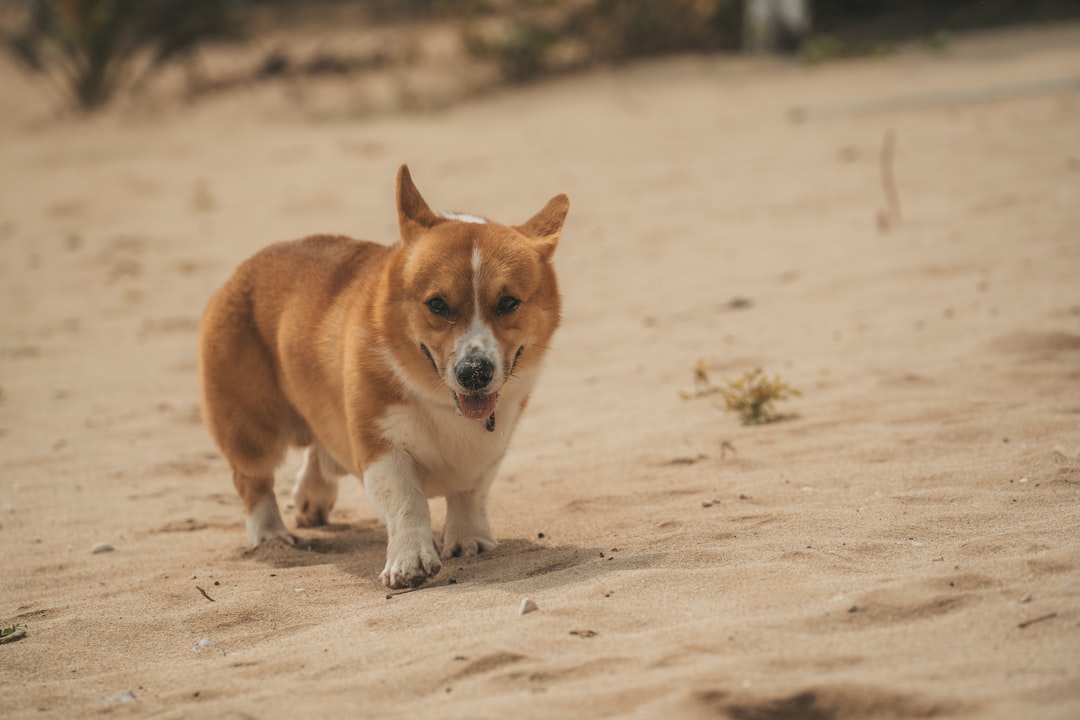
[200, 293, 298, 549]
[234, 470, 296, 549]
[219, 417, 297, 549]
[292, 444, 344, 527]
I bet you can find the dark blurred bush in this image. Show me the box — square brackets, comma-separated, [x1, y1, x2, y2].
[575, 0, 739, 59]
[3, 0, 242, 111]
[813, 0, 1080, 38]
[465, 0, 742, 84]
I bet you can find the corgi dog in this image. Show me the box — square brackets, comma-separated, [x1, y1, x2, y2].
[197, 165, 568, 589]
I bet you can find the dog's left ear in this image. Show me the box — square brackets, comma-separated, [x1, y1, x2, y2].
[516, 193, 569, 260]
[397, 164, 442, 244]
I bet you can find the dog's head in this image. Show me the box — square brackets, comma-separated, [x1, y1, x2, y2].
[382, 165, 568, 426]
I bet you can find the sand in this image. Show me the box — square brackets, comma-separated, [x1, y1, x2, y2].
[1, 22, 1079, 720]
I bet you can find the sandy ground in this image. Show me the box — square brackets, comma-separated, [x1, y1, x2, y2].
[2, 21, 1079, 720]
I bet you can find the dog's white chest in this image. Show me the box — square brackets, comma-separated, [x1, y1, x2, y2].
[376, 398, 523, 497]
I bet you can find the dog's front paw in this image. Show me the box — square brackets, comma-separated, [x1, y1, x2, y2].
[381, 536, 442, 589]
[441, 529, 498, 559]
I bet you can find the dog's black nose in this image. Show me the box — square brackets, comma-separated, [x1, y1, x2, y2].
[456, 356, 495, 391]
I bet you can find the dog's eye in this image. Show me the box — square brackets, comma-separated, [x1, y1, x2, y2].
[496, 296, 521, 316]
[426, 297, 450, 317]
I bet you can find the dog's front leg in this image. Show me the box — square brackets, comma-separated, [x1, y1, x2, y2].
[442, 469, 499, 559]
[364, 453, 442, 589]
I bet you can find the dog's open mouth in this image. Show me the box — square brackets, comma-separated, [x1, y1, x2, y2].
[454, 391, 498, 421]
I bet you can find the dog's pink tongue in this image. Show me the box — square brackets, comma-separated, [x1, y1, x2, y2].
[459, 392, 497, 420]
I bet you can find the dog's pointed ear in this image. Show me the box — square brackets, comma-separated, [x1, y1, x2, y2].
[516, 193, 569, 260]
[397, 164, 441, 244]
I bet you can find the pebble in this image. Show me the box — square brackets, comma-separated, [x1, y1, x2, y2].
[192, 638, 213, 652]
[101, 692, 135, 704]
[91, 542, 114, 554]
[519, 598, 539, 616]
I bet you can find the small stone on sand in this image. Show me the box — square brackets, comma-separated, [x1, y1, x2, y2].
[519, 598, 539, 616]
[101, 691, 135, 704]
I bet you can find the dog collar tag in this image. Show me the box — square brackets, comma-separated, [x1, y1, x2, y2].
[486, 413, 496, 432]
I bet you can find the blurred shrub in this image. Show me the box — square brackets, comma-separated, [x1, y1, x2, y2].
[465, 0, 741, 84]
[3, 0, 242, 111]
[577, 0, 732, 59]
[485, 21, 559, 83]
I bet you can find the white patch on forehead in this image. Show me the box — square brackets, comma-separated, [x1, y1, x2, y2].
[471, 244, 483, 310]
[439, 210, 487, 224]
[473, 243, 486, 297]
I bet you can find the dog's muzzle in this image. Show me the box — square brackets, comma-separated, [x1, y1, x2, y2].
[452, 354, 498, 426]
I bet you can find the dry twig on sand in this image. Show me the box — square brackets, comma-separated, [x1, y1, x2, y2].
[1017, 612, 1057, 629]
[877, 128, 902, 231]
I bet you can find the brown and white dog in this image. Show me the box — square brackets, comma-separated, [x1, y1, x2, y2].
[197, 165, 568, 589]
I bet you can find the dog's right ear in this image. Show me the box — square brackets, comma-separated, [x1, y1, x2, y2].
[397, 164, 442, 244]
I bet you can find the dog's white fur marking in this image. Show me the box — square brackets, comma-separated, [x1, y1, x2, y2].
[376, 397, 519, 497]
[471, 244, 483, 316]
[439, 210, 487, 224]
[245, 491, 295, 549]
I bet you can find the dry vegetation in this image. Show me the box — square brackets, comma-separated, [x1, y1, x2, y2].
[682, 363, 801, 426]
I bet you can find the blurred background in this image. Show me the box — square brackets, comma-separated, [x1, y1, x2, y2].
[2, 0, 1079, 116]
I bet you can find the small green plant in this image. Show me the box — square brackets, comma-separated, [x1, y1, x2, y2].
[682, 362, 800, 425]
[1, 624, 27, 644]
